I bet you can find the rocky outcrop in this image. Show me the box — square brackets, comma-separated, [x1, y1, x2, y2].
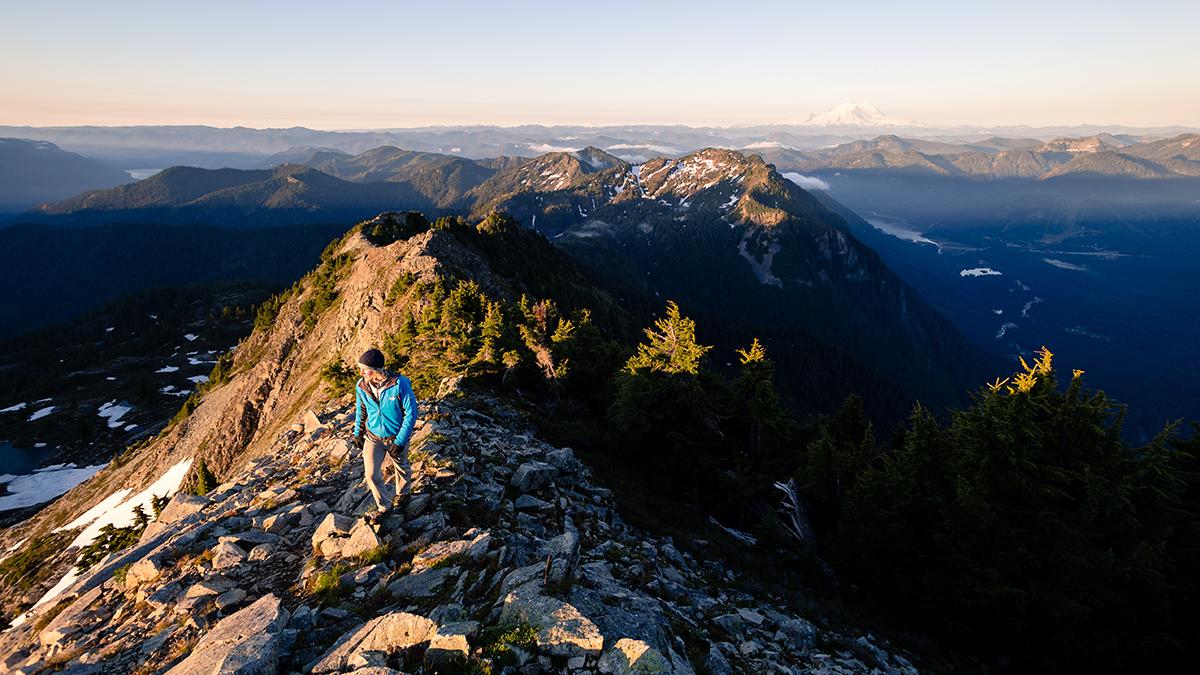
[0, 390, 918, 674]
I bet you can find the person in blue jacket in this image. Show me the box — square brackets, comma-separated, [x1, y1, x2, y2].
[353, 348, 419, 516]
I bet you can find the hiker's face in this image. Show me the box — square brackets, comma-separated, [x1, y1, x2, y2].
[362, 367, 386, 384]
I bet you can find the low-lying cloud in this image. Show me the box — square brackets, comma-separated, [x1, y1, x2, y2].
[783, 172, 831, 191]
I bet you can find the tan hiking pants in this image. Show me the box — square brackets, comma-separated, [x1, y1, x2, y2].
[362, 436, 410, 510]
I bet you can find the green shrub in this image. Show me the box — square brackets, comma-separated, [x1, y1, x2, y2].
[320, 359, 359, 397]
[76, 522, 143, 571]
[253, 288, 293, 331]
[363, 212, 429, 246]
[309, 563, 352, 606]
[0, 532, 74, 593]
[480, 622, 538, 666]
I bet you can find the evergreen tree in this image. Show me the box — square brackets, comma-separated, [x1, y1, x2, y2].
[837, 348, 1198, 669]
[624, 301, 711, 375]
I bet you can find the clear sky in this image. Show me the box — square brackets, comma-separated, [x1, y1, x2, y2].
[2, 0, 1197, 129]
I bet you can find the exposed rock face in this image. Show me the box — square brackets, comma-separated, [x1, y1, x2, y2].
[0, 393, 918, 674]
[307, 612, 437, 673]
[166, 594, 290, 675]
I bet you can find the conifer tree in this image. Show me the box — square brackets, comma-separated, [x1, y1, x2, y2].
[624, 301, 711, 375]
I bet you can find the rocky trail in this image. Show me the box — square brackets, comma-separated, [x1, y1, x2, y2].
[0, 384, 917, 674]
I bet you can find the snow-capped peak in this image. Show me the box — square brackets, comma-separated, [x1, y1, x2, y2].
[796, 103, 923, 128]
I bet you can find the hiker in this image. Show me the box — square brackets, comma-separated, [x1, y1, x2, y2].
[353, 348, 419, 517]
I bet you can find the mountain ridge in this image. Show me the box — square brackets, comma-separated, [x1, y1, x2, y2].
[0, 213, 920, 674]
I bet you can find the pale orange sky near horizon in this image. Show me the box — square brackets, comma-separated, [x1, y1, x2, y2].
[2, 1, 1198, 129]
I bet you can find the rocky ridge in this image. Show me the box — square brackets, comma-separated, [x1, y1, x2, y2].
[0, 386, 917, 674]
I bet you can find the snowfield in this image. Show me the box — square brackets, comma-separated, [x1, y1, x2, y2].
[0, 463, 106, 512]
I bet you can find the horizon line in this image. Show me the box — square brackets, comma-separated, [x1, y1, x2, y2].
[3, 121, 1200, 134]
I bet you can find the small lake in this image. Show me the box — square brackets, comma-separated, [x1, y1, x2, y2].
[0, 442, 54, 475]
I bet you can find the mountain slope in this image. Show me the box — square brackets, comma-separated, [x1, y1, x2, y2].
[0, 214, 919, 674]
[31, 165, 438, 226]
[477, 148, 987, 418]
[0, 138, 132, 212]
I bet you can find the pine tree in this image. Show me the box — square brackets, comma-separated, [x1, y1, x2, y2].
[624, 301, 711, 375]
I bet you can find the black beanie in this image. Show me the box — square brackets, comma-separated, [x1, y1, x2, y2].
[358, 348, 385, 369]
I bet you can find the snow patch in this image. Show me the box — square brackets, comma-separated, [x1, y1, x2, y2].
[183, 333, 198, 342]
[156, 365, 179, 373]
[187, 375, 209, 385]
[60, 459, 193, 550]
[960, 268, 1002, 277]
[97, 401, 133, 428]
[28, 406, 56, 421]
[1021, 296, 1044, 318]
[1, 402, 27, 413]
[1043, 258, 1089, 271]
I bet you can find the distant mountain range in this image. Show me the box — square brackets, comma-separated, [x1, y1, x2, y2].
[0, 138, 131, 212]
[747, 133, 1200, 179]
[3, 104, 1196, 171]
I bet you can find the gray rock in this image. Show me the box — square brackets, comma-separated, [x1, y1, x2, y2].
[598, 638, 674, 674]
[426, 621, 478, 670]
[329, 439, 354, 461]
[211, 542, 247, 570]
[220, 530, 280, 547]
[248, 544, 274, 562]
[145, 581, 182, 610]
[185, 580, 227, 598]
[499, 581, 603, 658]
[306, 612, 437, 673]
[387, 566, 456, 599]
[545, 447, 580, 471]
[158, 493, 210, 524]
[736, 607, 765, 627]
[510, 461, 558, 493]
[165, 594, 289, 675]
[215, 588, 248, 611]
[289, 605, 315, 631]
[777, 618, 817, 650]
[352, 564, 387, 587]
[411, 532, 489, 571]
[339, 520, 383, 559]
[124, 555, 164, 589]
[304, 410, 327, 436]
[545, 531, 580, 587]
[701, 643, 733, 675]
[312, 512, 354, 556]
[405, 511, 447, 534]
[514, 494, 552, 512]
[713, 613, 745, 638]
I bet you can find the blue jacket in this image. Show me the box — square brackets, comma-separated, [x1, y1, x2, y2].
[354, 372, 418, 448]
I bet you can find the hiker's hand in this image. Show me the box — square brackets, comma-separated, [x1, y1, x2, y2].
[354, 436, 364, 451]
